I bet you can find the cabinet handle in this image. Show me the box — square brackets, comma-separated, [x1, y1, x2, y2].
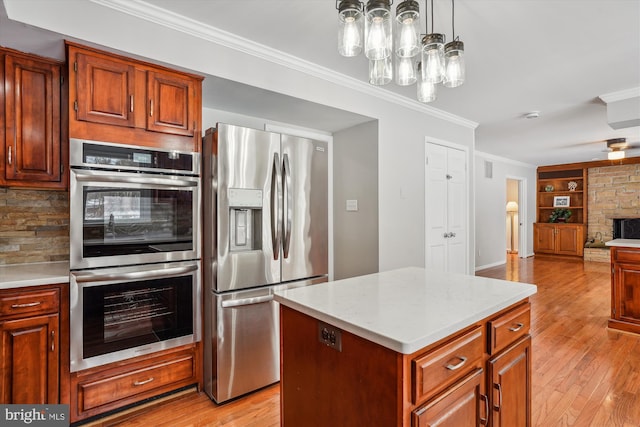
[7, 146, 11, 165]
[445, 356, 467, 371]
[50, 330, 55, 352]
[133, 377, 155, 386]
[11, 301, 42, 309]
[130, 95, 134, 112]
[493, 383, 503, 411]
[480, 394, 489, 425]
[508, 322, 524, 332]
[149, 99, 153, 116]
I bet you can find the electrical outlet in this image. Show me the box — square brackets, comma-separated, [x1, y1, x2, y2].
[318, 321, 342, 351]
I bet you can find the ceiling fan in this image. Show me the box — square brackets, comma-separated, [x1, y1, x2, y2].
[603, 138, 640, 160]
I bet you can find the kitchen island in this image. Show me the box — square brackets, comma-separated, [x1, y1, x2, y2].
[606, 239, 640, 335]
[274, 267, 537, 427]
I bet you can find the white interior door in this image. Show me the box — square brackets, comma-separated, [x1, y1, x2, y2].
[425, 142, 468, 274]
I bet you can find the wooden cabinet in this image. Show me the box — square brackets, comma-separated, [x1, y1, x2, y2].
[0, 285, 63, 404]
[0, 47, 67, 189]
[280, 300, 532, 427]
[69, 343, 200, 423]
[609, 246, 640, 335]
[67, 42, 202, 152]
[534, 165, 587, 258]
[534, 223, 585, 257]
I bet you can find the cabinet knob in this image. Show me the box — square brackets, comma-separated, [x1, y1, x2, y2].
[7, 146, 12, 165]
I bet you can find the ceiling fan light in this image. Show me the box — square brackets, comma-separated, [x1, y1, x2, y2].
[394, 0, 420, 58]
[443, 40, 465, 88]
[365, 0, 392, 60]
[608, 150, 625, 160]
[338, 0, 364, 57]
[421, 33, 445, 83]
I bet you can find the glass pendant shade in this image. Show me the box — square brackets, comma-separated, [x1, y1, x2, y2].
[417, 63, 437, 102]
[421, 33, 445, 83]
[394, 1, 420, 58]
[338, 0, 364, 57]
[365, 0, 392, 60]
[443, 40, 465, 88]
[369, 56, 392, 85]
[395, 56, 416, 86]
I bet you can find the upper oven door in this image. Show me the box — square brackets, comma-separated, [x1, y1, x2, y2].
[70, 169, 201, 270]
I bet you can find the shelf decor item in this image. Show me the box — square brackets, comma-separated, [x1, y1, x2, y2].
[549, 208, 572, 223]
[553, 195, 570, 207]
[568, 181, 578, 191]
[544, 185, 554, 192]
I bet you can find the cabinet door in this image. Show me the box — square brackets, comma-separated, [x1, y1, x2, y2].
[0, 314, 59, 404]
[4, 54, 61, 184]
[556, 225, 582, 256]
[533, 224, 555, 253]
[147, 71, 195, 136]
[613, 263, 640, 326]
[412, 368, 487, 427]
[75, 52, 135, 128]
[488, 335, 531, 427]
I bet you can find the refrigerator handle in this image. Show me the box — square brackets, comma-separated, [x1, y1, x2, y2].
[283, 153, 292, 259]
[271, 152, 282, 260]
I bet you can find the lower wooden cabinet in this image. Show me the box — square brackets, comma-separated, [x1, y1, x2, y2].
[69, 343, 201, 423]
[488, 336, 532, 427]
[534, 223, 585, 257]
[0, 285, 64, 404]
[609, 246, 640, 335]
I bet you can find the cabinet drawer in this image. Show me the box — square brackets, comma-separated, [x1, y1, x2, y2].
[412, 326, 484, 404]
[79, 352, 195, 411]
[612, 248, 640, 264]
[488, 303, 530, 355]
[0, 288, 59, 319]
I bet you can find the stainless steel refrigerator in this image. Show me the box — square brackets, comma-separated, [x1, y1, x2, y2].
[202, 123, 328, 403]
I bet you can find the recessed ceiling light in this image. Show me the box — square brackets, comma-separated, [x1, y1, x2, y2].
[524, 111, 540, 119]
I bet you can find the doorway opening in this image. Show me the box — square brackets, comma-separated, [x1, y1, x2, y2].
[506, 177, 526, 258]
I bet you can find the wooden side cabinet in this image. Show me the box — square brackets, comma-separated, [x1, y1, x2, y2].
[67, 41, 202, 152]
[609, 246, 640, 335]
[534, 223, 585, 257]
[0, 48, 66, 189]
[0, 285, 64, 404]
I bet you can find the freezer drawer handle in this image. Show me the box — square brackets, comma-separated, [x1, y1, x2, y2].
[221, 294, 274, 308]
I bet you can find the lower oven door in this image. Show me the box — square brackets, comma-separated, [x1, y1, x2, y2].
[69, 260, 201, 372]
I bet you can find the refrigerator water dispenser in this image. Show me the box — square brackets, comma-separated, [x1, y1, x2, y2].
[229, 188, 262, 252]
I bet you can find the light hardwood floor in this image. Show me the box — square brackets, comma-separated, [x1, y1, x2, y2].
[88, 255, 640, 427]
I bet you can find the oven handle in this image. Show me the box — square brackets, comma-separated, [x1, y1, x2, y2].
[221, 294, 273, 308]
[73, 170, 198, 187]
[73, 264, 198, 283]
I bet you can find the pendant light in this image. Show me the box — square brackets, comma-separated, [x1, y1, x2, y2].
[443, 0, 465, 87]
[394, 1, 420, 58]
[365, 0, 392, 60]
[338, 0, 365, 57]
[421, 0, 445, 84]
[417, 62, 437, 102]
[369, 55, 393, 85]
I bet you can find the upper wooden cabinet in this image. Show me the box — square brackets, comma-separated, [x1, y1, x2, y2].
[536, 166, 587, 224]
[66, 42, 202, 152]
[0, 48, 67, 189]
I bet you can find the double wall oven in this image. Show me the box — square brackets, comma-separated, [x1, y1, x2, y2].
[69, 138, 201, 372]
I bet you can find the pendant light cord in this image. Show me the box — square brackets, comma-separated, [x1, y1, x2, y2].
[451, 0, 458, 41]
[430, 0, 434, 33]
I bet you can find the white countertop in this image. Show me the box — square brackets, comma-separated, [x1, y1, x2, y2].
[605, 239, 640, 248]
[0, 261, 70, 289]
[274, 267, 537, 354]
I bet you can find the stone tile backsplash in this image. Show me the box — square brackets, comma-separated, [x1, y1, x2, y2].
[0, 188, 69, 265]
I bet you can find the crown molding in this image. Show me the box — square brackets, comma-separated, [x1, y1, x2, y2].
[90, 0, 478, 130]
[599, 87, 640, 104]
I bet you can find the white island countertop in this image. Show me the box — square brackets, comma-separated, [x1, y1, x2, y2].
[274, 267, 537, 354]
[605, 239, 640, 248]
[0, 261, 69, 290]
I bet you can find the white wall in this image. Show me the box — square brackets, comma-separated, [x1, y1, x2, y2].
[474, 152, 537, 270]
[6, 1, 477, 272]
